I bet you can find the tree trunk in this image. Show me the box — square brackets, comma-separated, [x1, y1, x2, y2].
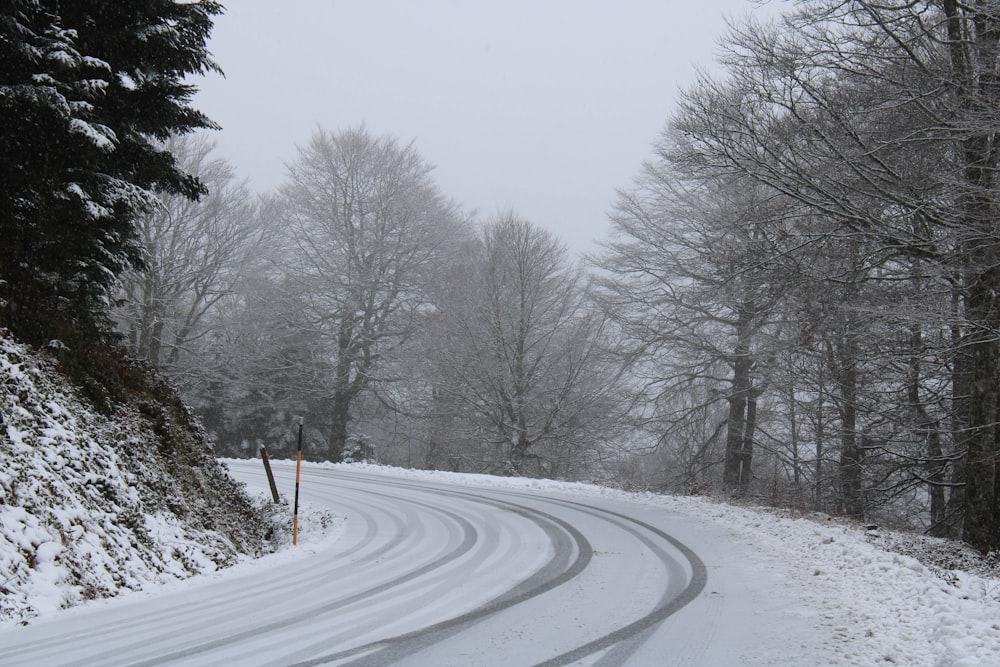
[723, 388, 748, 493]
[328, 323, 356, 463]
[944, 0, 1000, 554]
[509, 429, 530, 476]
[948, 285, 970, 539]
[147, 319, 165, 368]
[739, 388, 757, 496]
[839, 412, 864, 520]
[908, 322, 948, 537]
[815, 391, 825, 510]
[962, 273, 1000, 551]
[831, 333, 864, 520]
[789, 385, 801, 491]
[724, 306, 755, 495]
[926, 425, 948, 537]
[328, 390, 349, 463]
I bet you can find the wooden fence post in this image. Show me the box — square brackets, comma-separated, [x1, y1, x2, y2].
[259, 446, 280, 503]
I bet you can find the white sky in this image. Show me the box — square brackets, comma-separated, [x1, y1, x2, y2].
[192, 1, 784, 254]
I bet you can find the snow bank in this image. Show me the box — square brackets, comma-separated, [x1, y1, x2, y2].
[0, 333, 275, 622]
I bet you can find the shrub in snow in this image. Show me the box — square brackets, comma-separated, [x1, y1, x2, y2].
[341, 434, 375, 464]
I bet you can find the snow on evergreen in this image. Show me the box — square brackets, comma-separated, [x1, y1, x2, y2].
[0, 332, 276, 622]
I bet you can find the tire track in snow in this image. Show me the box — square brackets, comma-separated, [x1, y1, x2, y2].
[106, 489, 484, 666]
[3, 477, 399, 663]
[290, 472, 706, 666]
[2, 466, 571, 666]
[534, 498, 707, 666]
[2, 466, 707, 666]
[4, 478, 412, 666]
[284, 486, 593, 666]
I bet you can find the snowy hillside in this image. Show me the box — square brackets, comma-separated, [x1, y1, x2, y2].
[0, 332, 278, 622]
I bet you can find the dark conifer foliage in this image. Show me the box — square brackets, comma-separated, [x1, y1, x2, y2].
[0, 0, 222, 345]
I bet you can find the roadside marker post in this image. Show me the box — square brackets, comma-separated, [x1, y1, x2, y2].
[259, 446, 280, 503]
[293, 417, 303, 545]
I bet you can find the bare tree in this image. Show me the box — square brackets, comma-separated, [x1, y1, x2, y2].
[656, 1, 1000, 548]
[595, 137, 792, 496]
[425, 213, 624, 477]
[279, 125, 461, 462]
[118, 134, 261, 373]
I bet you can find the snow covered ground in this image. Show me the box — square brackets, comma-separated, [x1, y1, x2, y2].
[5, 459, 998, 665]
[349, 464, 1000, 666]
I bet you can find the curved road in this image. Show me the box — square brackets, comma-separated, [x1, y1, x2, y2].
[2, 463, 786, 666]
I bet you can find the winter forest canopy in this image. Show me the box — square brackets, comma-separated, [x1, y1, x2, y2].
[4, 0, 1000, 555]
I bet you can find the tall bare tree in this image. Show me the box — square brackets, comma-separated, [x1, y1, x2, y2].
[118, 134, 260, 373]
[664, 1, 997, 546]
[595, 135, 792, 496]
[425, 213, 623, 477]
[280, 126, 461, 462]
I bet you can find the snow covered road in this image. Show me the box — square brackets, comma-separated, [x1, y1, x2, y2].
[1, 461, 813, 666]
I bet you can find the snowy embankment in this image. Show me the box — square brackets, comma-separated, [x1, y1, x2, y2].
[291, 462, 1000, 666]
[0, 333, 277, 623]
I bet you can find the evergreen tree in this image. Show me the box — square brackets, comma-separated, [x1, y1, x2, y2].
[0, 0, 222, 345]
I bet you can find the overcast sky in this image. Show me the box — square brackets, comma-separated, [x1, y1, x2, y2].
[193, 1, 782, 254]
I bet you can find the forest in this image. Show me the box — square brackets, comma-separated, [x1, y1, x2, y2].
[4, 0, 1000, 555]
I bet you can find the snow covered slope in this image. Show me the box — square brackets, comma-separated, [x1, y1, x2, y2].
[0, 332, 277, 622]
